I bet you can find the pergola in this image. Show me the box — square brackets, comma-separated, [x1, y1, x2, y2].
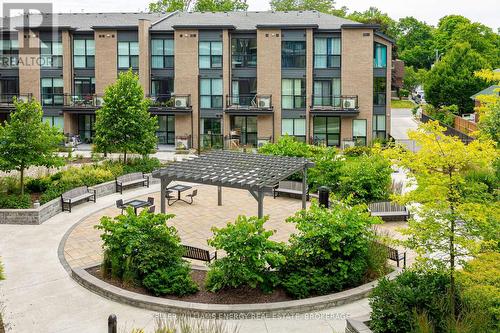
[152, 150, 314, 218]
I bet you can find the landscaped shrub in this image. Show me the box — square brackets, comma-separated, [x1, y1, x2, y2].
[343, 146, 372, 157]
[369, 270, 455, 333]
[102, 156, 162, 175]
[458, 252, 500, 333]
[0, 258, 5, 280]
[25, 177, 52, 193]
[96, 209, 197, 296]
[337, 155, 392, 204]
[258, 135, 312, 158]
[0, 193, 31, 209]
[206, 215, 285, 293]
[280, 201, 380, 298]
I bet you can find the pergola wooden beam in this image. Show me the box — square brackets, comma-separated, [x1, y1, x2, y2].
[152, 150, 314, 218]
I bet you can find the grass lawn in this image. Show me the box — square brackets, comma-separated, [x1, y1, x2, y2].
[391, 99, 416, 109]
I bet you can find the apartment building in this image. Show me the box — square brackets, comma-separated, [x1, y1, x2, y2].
[0, 11, 392, 149]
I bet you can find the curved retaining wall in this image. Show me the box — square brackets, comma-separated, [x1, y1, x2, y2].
[70, 264, 399, 316]
[0, 174, 159, 225]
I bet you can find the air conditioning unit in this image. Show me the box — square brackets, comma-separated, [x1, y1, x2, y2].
[342, 140, 356, 149]
[174, 96, 188, 108]
[258, 96, 271, 108]
[95, 97, 104, 106]
[342, 98, 356, 109]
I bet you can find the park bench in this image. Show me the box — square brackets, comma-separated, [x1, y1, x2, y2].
[182, 244, 217, 263]
[115, 172, 149, 194]
[377, 242, 407, 268]
[368, 201, 410, 222]
[61, 186, 96, 212]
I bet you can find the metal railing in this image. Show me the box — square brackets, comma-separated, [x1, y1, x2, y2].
[232, 54, 257, 68]
[225, 94, 272, 110]
[0, 93, 31, 106]
[311, 95, 358, 110]
[63, 94, 104, 108]
[421, 113, 475, 144]
[147, 94, 191, 109]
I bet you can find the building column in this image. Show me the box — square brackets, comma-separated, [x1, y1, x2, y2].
[18, 29, 41, 101]
[138, 19, 151, 96]
[305, 28, 314, 144]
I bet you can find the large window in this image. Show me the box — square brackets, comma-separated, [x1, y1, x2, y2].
[282, 41, 306, 68]
[373, 115, 386, 140]
[374, 77, 387, 106]
[42, 116, 64, 132]
[78, 114, 95, 143]
[40, 41, 63, 68]
[0, 77, 19, 101]
[313, 116, 340, 146]
[151, 39, 174, 69]
[41, 78, 64, 106]
[73, 39, 95, 69]
[200, 78, 223, 108]
[314, 37, 341, 68]
[281, 118, 306, 142]
[231, 115, 257, 147]
[353, 119, 367, 146]
[282, 78, 306, 109]
[157, 115, 175, 145]
[199, 41, 222, 69]
[118, 41, 139, 69]
[201, 118, 222, 149]
[374, 42, 387, 68]
[0, 39, 19, 68]
[231, 78, 257, 106]
[151, 78, 174, 96]
[232, 38, 257, 68]
[313, 79, 341, 107]
[74, 77, 95, 97]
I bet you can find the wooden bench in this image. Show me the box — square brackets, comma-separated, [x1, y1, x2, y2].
[368, 201, 410, 222]
[115, 172, 149, 194]
[273, 180, 308, 199]
[182, 244, 217, 263]
[377, 242, 407, 268]
[61, 186, 96, 212]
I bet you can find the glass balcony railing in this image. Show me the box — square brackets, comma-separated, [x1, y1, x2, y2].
[225, 94, 272, 110]
[311, 95, 359, 111]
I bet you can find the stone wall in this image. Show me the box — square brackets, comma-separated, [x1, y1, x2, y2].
[0, 174, 159, 225]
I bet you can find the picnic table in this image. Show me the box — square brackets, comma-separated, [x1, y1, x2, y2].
[124, 199, 152, 215]
[166, 184, 192, 205]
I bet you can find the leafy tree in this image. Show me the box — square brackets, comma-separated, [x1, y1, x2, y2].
[403, 66, 427, 92]
[347, 7, 398, 39]
[395, 17, 435, 69]
[424, 43, 490, 114]
[149, 0, 247, 12]
[474, 69, 500, 144]
[385, 121, 498, 317]
[94, 70, 158, 163]
[434, 15, 500, 67]
[0, 99, 64, 195]
[270, 0, 347, 17]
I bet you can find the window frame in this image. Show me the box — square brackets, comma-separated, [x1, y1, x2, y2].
[231, 37, 257, 68]
[118, 41, 139, 69]
[281, 78, 306, 109]
[231, 115, 258, 147]
[200, 78, 223, 109]
[156, 115, 175, 145]
[373, 114, 387, 140]
[374, 42, 387, 68]
[0, 39, 19, 68]
[73, 39, 95, 69]
[41, 77, 64, 106]
[281, 41, 306, 68]
[281, 118, 306, 142]
[313, 37, 341, 69]
[373, 77, 387, 106]
[40, 40, 63, 68]
[151, 38, 174, 69]
[313, 116, 341, 147]
[352, 119, 367, 146]
[199, 41, 223, 69]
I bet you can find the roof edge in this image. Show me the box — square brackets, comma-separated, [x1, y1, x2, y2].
[256, 24, 319, 29]
[172, 24, 236, 30]
[341, 23, 381, 29]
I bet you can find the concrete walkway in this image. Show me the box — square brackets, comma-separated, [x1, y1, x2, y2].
[0, 184, 371, 333]
[390, 108, 419, 140]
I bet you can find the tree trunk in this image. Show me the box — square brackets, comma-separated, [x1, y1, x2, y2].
[20, 167, 25, 196]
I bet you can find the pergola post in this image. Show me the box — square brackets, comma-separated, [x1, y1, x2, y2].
[217, 186, 222, 206]
[257, 189, 264, 218]
[302, 166, 307, 210]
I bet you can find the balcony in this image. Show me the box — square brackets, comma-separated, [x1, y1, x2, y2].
[148, 94, 192, 114]
[310, 95, 359, 115]
[0, 93, 31, 110]
[232, 54, 257, 68]
[62, 94, 104, 111]
[225, 94, 273, 114]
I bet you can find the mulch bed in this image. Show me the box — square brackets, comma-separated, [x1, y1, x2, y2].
[87, 266, 293, 304]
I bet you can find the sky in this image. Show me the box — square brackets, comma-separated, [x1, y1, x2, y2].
[1, 0, 499, 30]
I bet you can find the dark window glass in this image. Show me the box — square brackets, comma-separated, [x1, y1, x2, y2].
[201, 118, 222, 149]
[313, 116, 340, 146]
[0, 39, 19, 68]
[157, 115, 175, 145]
[281, 41, 306, 68]
[0, 77, 19, 102]
[231, 115, 257, 147]
[374, 77, 387, 106]
[231, 38, 257, 68]
[78, 114, 95, 143]
[40, 41, 63, 68]
[41, 78, 64, 106]
[230, 78, 257, 106]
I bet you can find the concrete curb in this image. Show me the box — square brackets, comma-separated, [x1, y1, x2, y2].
[70, 263, 399, 316]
